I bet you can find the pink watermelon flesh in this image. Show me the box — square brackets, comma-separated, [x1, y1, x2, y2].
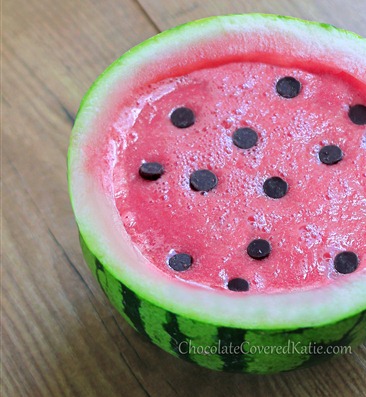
[102, 60, 366, 293]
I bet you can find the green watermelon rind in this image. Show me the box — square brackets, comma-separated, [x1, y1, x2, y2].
[80, 234, 366, 373]
[73, 14, 364, 120]
[68, 14, 366, 372]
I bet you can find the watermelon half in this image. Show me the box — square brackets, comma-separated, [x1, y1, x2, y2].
[68, 14, 366, 373]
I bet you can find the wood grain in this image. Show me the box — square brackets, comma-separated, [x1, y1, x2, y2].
[2, 0, 366, 396]
[137, 0, 366, 36]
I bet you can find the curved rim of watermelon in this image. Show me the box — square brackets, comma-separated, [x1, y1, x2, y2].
[68, 14, 366, 329]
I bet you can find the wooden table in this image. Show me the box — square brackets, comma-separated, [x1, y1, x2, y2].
[3, 1, 366, 396]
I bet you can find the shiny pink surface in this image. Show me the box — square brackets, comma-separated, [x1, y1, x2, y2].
[111, 61, 366, 292]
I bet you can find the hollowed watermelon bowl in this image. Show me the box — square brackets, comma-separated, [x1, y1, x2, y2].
[68, 14, 366, 373]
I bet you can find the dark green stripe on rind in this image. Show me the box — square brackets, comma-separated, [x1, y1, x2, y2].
[164, 312, 195, 363]
[94, 258, 109, 293]
[79, 233, 366, 373]
[217, 327, 249, 372]
[120, 282, 152, 342]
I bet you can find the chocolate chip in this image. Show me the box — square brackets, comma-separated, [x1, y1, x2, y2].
[247, 239, 271, 259]
[319, 145, 343, 165]
[227, 278, 250, 292]
[190, 170, 218, 192]
[276, 77, 301, 98]
[263, 177, 288, 199]
[170, 107, 195, 128]
[168, 253, 193, 271]
[232, 127, 258, 149]
[349, 104, 366, 125]
[139, 162, 164, 180]
[334, 251, 359, 274]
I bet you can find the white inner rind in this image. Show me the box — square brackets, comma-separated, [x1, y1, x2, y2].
[68, 14, 366, 329]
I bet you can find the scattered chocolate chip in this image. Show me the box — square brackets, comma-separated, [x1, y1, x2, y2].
[319, 145, 343, 165]
[168, 253, 193, 271]
[334, 251, 359, 274]
[139, 162, 164, 180]
[170, 107, 195, 128]
[263, 177, 288, 199]
[190, 169, 218, 192]
[247, 239, 271, 259]
[276, 77, 301, 98]
[348, 104, 366, 125]
[227, 278, 250, 292]
[232, 127, 258, 149]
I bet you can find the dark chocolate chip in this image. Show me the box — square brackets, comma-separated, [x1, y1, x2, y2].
[228, 278, 250, 292]
[139, 162, 164, 180]
[276, 77, 301, 98]
[263, 177, 288, 199]
[168, 253, 193, 271]
[348, 104, 366, 125]
[170, 107, 195, 128]
[190, 169, 218, 192]
[232, 127, 258, 149]
[334, 251, 359, 274]
[319, 145, 343, 165]
[247, 239, 271, 259]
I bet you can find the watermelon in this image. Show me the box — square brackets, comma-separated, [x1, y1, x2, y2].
[68, 14, 366, 373]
